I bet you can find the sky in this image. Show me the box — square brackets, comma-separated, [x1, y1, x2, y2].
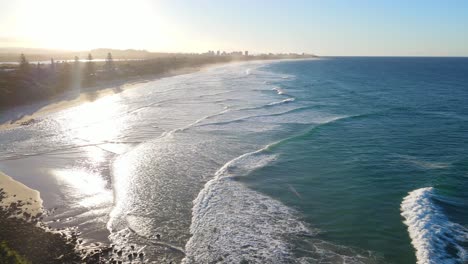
[0, 0, 467, 56]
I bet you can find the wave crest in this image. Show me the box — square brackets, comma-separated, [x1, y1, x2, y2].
[401, 187, 468, 264]
[182, 148, 311, 263]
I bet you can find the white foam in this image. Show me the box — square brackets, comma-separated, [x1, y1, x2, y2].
[161, 107, 231, 137]
[401, 187, 468, 264]
[267, 97, 296, 106]
[272, 87, 286, 95]
[183, 148, 312, 263]
[397, 155, 451, 170]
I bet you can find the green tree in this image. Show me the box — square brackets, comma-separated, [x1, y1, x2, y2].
[0, 241, 30, 264]
[50, 58, 55, 71]
[54, 61, 71, 93]
[72, 56, 81, 89]
[19, 53, 29, 72]
[83, 53, 95, 86]
[86, 54, 95, 74]
[105, 52, 115, 73]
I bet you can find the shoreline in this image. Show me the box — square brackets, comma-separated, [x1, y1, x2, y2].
[0, 170, 82, 263]
[0, 58, 316, 131]
[0, 171, 43, 219]
[0, 59, 270, 263]
[0, 65, 206, 131]
[0, 57, 315, 262]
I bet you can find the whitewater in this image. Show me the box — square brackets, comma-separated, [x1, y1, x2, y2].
[1, 57, 467, 263]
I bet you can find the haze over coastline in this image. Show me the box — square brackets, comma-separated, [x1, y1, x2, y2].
[1, 0, 468, 56]
[1, 1, 467, 264]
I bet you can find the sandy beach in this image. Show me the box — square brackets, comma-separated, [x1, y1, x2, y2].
[0, 171, 43, 218]
[0, 65, 207, 131]
[0, 59, 281, 262]
[0, 62, 221, 262]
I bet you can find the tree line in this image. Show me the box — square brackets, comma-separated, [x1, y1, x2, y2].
[0, 51, 312, 109]
[0, 52, 116, 108]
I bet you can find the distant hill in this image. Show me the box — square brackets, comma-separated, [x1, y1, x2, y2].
[88, 48, 152, 59]
[0, 47, 157, 62]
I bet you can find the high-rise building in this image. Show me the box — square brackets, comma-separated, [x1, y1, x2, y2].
[245, 51, 249, 56]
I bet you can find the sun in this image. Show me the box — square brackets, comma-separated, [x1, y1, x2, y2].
[15, 0, 162, 50]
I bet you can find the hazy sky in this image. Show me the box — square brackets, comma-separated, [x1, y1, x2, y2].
[1, 0, 467, 56]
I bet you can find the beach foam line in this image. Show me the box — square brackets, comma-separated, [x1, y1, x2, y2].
[272, 87, 287, 95]
[221, 96, 297, 113]
[0, 171, 43, 219]
[183, 143, 377, 263]
[183, 147, 312, 263]
[161, 107, 231, 137]
[401, 187, 468, 264]
[195, 105, 345, 129]
[267, 97, 296, 106]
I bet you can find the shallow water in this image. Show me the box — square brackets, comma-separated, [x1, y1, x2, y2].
[0, 58, 467, 263]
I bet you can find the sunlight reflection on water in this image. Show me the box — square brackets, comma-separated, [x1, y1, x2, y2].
[59, 95, 126, 145]
[52, 169, 112, 208]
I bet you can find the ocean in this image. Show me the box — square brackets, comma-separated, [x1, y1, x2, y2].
[0, 57, 467, 263]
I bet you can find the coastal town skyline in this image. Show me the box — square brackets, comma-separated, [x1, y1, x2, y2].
[1, 0, 467, 56]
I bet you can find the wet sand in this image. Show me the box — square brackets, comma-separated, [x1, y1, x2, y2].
[0, 64, 215, 263]
[0, 170, 84, 263]
[0, 65, 204, 131]
[0, 171, 43, 218]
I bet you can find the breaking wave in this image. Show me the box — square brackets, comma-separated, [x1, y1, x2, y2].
[268, 97, 296, 106]
[183, 142, 379, 263]
[401, 187, 468, 264]
[272, 87, 287, 95]
[182, 146, 312, 263]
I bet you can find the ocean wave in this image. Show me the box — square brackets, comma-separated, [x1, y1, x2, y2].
[232, 97, 296, 112]
[401, 187, 468, 264]
[182, 147, 312, 263]
[396, 155, 451, 170]
[161, 107, 231, 137]
[267, 97, 296, 106]
[272, 87, 287, 95]
[183, 144, 377, 263]
[197, 107, 345, 130]
[232, 96, 297, 112]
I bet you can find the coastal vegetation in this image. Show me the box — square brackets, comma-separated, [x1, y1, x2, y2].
[0, 188, 82, 263]
[0, 241, 30, 264]
[0, 187, 112, 263]
[0, 49, 314, 109]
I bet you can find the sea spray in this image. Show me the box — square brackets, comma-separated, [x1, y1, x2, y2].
[401, 187, 468, 264]
[182, 147, 313, 263]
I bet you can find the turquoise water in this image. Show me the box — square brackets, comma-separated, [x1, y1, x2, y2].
[243, 58, 468, 263]
[1, 58, 467, 263]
